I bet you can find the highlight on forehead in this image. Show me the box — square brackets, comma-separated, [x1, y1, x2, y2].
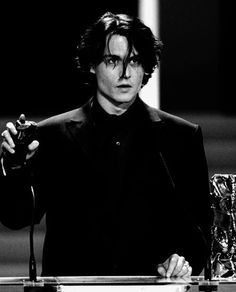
[105, 33, 136, 59]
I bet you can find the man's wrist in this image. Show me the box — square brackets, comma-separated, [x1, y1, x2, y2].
[1, 153, 25, 176]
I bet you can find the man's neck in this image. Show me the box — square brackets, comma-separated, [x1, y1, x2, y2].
[96, 95, 136, 116]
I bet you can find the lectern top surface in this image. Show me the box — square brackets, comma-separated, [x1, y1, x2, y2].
[0, 276, 236, 286]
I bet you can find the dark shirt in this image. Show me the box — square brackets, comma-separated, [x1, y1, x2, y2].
[88, 98, 152, 273]
[91, 98, 142, 204]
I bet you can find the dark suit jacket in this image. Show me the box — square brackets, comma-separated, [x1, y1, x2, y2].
[0, 97, 212, 276]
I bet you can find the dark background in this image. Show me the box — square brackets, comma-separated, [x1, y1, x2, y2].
[1, 1, 138, 116]
[1, 0, 233, 116]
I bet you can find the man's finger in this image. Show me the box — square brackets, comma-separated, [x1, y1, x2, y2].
[1, 141, 15, 154]
[26, 140, 39, 160]
[166, 254, 179, 277]
[178, 265, 192, 278]
[171, 256, 185, 277]
[6, 122, 17, 135]
[176, 260, 191, 277]
[157, 265, 166, 277]
[186, 266, 192, 277]
[1, 130, 16, 148]
[28, 140, 39, 151]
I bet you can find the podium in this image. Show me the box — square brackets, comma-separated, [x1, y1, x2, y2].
[0, 276, 236, 292]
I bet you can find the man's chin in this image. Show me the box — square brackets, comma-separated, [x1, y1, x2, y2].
[112, 94, 137, 105]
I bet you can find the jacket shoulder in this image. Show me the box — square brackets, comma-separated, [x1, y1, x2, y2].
[35, 103, 90, 143]
[145, 103, 199, 132]
[37, 107, 85, 128]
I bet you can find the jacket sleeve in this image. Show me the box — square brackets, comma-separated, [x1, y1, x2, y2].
[177, 125, 213, 274]
[161, 121, 213, 275]
[188, 125, 212, 242]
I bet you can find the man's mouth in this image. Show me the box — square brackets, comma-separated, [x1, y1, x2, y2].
[117, 84, 132, 88]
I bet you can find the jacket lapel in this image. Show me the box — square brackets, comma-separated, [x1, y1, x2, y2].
[65, 100, 95, 158]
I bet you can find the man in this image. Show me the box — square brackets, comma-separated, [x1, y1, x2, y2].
[0, 12, 212, 277]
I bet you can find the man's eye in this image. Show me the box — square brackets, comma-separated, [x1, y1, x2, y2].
[129, 57, 141, 65]
[104, 57, 118, 65]
[108, 58, 117, 65]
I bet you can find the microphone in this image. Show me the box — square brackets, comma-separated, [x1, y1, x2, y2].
[11, 114, 37, 167]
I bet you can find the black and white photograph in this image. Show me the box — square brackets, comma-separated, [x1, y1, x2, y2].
[0, 1, 235, 291]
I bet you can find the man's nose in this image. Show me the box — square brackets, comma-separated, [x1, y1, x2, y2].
[120, 63, 131, 79]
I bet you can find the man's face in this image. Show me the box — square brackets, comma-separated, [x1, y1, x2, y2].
[91, 34, 145, 109]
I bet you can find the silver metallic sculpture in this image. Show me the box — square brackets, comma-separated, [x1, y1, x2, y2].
[210, 174, 236, 278]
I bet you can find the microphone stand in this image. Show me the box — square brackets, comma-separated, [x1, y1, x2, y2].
[5, 114, 57, 291]
[24, 185, 57, 292]
[29, 185, 37, 282]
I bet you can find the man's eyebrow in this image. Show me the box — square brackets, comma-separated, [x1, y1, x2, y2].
[103, 53, 140, 59]
[103, 54, 120, 58]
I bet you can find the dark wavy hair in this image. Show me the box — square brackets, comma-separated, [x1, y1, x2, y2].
[76, 11, 163, 86]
